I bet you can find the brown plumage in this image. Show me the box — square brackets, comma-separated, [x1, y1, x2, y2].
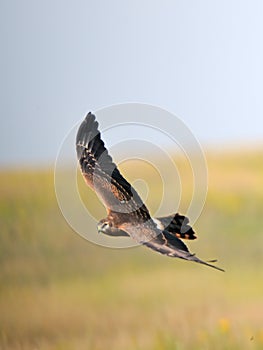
[76, 112, 224, 272]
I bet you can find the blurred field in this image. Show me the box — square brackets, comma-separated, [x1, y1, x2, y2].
[0, 150, 263, 350]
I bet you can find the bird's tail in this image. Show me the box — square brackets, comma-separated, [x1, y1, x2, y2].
[156, 213, 197, 240]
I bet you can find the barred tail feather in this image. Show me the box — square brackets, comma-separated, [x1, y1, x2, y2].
[157, 213, 197, 240]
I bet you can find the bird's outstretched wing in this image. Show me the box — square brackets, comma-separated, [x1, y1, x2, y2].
[76, 112, 151, 222]
[120, 222, 224, 272]
[144, 232, 224, 271]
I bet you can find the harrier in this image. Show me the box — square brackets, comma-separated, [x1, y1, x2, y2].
[76, 113, 224, 271]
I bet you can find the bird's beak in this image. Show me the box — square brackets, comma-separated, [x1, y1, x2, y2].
[97, 223, 104, 234]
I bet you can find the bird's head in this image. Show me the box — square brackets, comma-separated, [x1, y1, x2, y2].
[97, 220, 110, 235]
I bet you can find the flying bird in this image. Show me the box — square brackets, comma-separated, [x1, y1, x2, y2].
[76, 112, 224, 272]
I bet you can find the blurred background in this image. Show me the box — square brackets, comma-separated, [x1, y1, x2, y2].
[1, 1, 263, 349]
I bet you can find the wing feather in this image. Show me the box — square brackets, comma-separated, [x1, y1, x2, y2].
[142, 230, 224, 271]
[76, 113, 151, 221]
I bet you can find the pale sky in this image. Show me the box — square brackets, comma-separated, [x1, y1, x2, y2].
[1, 0, 263, 166]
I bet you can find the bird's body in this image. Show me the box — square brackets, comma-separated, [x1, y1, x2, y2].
[76, 112, 224, 272]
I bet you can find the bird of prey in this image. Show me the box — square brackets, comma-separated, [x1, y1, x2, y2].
[76, 112, 224, 272]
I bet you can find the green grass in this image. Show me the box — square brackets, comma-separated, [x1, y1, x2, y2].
[0, 150, 263, 349]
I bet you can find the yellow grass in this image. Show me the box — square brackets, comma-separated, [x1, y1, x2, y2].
[0, 150, 263, 349]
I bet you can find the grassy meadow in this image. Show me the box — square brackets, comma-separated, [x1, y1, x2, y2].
[0, 150, 263, 349]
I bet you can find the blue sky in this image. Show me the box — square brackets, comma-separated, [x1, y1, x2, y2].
[1, 0, 263, 166]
